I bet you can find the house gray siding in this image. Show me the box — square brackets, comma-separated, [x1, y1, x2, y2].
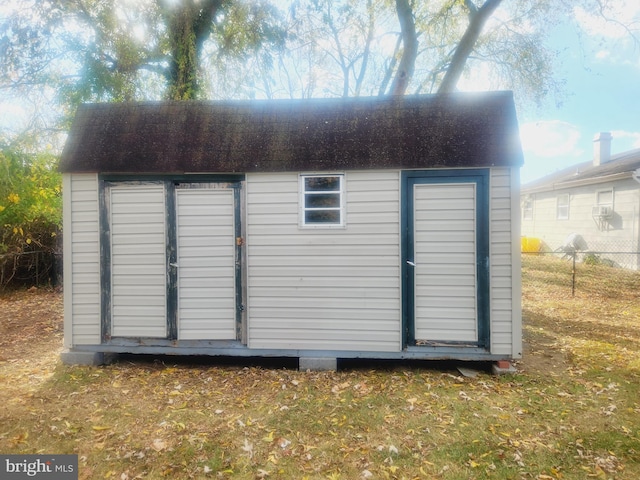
[522, 177, 640, 269]
[490, 168, 521, 357]
[63, 173, 101, 346]
[63, 167, 521, 357]
[245, 171, 402, 352]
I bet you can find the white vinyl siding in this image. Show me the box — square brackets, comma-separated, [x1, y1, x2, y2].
[490, 168, 519, 356]
[176, 188, 236, 340]
[63, 174, 101, 346]
[246, 171, 401, 352]
[521, 178, 640, 269]
[110, 184, 167, 338]
[64, 168, 521, 360]
[413, 183, 478, 342]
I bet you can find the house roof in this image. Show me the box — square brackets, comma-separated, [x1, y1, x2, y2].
[522, 146, 640, 193]
[59, 91, 523, 174]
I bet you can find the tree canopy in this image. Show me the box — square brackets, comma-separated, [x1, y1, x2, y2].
[0, 0, 637, 141]
[0, 0, 636, 287]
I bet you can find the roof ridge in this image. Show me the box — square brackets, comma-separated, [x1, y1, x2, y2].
[523, 146, 640, 191]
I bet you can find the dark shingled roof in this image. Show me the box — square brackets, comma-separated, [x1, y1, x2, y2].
[522, 147, 640, 193]
[59, 92, 523, 174]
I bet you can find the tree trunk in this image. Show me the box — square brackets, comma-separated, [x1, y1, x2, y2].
[161, 0, 224, 100]
[354, 0, 375, 97]
[437, 0, 503, 94]
[389, 0, 418, 96]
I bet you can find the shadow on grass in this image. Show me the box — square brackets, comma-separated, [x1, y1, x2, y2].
[109, 353, 495, 375]
[524, 307, 640, 351]
[114, 353, 300, 371]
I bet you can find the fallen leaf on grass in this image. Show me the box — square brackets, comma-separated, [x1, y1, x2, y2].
[242, 438, 253, 458]
[151, 438, 167, 452]
[274, 437, 291, 449]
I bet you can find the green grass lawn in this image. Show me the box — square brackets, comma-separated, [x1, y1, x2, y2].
[1, 257, 639, 479]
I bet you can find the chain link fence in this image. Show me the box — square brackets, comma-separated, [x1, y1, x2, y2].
[521, 237, 640, 297]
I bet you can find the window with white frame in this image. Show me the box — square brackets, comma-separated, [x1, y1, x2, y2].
[522, 197, 533, 220]
[596, 189, 613, 209]
[556, 194, 569, 220]
[300, 174, 345, 227]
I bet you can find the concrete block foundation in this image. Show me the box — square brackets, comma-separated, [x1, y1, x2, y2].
[60, 350, 117, 366]
[299, 357, 337, 371]
[492, 360, 517, 375]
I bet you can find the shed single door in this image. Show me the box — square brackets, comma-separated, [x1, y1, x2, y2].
[109, 183, 168, 338]
[104, 180, 242, 342]
[402, 171, 489, 348]
[176, 186, 237, 340]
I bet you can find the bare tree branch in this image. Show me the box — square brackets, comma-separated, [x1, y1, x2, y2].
[389, 0, 418, 95]
[437, 0, 503, 93]
[353, 0, 375, 96]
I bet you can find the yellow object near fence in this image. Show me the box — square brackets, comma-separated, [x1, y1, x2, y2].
[521, 236, 542, 253]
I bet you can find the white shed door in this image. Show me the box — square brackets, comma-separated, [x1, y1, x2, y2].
[110, 184, 167, 338]
[413, 183, 478, 342]
[176, 188, 237, 340]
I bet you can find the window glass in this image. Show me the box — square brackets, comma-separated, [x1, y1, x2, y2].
[305, 210, 341, 224]
[305, 193, 341, 209]
[557, 194, 569, 220]
[300, 174, 344, 226]
[596, 189, 613, 206]
[523, 197, 533, 220]
[305, 176, 340, 192]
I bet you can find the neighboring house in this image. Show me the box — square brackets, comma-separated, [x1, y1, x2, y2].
[59, 92, 524, 369]
[521, 132, 640, 269]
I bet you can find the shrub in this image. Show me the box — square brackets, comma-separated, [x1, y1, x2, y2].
[0, 146, 62, 287]
[582, 252, 601, 265]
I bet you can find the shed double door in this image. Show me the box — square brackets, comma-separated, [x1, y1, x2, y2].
[402, 171, 489, 348]
[106, 181, 241, 341]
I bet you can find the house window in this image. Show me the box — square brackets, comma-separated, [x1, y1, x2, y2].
[557, 194, 569, 220]
[522, 197, 533, 220]
[300, 174, 345, 227]
[596, 189, 613, 209]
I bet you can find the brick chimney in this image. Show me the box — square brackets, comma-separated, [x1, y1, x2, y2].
[593, 132, 612, 166]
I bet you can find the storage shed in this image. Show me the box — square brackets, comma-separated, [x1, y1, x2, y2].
[59, 92, 523, 369]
